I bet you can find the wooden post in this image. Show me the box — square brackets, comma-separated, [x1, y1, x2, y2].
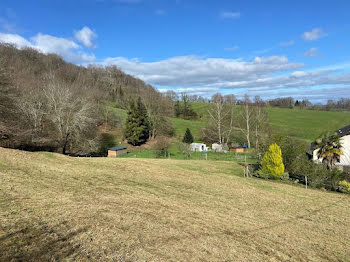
[305, 176, 308, 189]
[244, 155, 249, 177]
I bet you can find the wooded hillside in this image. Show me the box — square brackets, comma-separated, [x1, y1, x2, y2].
[0, 44, 172, 153]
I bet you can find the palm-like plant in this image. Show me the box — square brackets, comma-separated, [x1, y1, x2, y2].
[314, 132, 343, 169]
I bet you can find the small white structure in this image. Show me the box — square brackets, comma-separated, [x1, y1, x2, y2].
[312, 125, 350, 168]
[190, 143, 208, 152]
[212, 143, 224, 152]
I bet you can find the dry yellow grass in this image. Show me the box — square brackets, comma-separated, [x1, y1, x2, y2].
[0, 147, 349, 261]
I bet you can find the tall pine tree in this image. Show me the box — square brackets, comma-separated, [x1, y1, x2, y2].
[183, 128, 194, 144]
[124, 97, 150, 146]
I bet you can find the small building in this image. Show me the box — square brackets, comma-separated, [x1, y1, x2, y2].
[230, 145, 248, 153]
[108, 146, 127, 157]
[311, 125, 350, 168]
[190, 143, 208, 152]
[212, 143, 224, 152]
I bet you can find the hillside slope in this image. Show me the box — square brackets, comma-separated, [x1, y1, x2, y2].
[191, 102, 350, 142]
[111, 103, 350, 142]
[0, 148, 349, 261]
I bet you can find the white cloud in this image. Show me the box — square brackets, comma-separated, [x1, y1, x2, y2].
[101, 55, 303, 87]
[225, 45, 239, 51]
[0, 32, 95, 64]
[220, 12, 241, 19]
[280, 40, 294, 46]
[74, 26, 97, 49]
[100, 53, 350, 100]
[304, 47, 318, 57]
[302, 28, 326, 41]
[0, 32, 32, 47]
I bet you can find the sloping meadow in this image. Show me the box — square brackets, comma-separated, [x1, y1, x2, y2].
[0, 148, 349, 261]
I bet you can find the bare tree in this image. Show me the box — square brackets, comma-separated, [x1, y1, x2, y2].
[237, 94, 254, 148]
[253, 96, 268, 149]
[224, 94, 236, 105]
[44, 77, 97, 154]
[205, 93, 235, 145]
[18, 88, 46, 140]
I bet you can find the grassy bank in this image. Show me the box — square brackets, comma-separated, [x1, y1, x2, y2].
[0, 148, 349, 261]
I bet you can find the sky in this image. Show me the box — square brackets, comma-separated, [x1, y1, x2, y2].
[0, 0, 350, 102]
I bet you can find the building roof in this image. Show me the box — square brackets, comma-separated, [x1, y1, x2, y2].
[336, 125, 350, 137]
[108, 146, 127, 151]
[191, 143, 206, 146]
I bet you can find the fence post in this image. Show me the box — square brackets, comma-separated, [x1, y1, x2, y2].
[305, 176, 308, 189]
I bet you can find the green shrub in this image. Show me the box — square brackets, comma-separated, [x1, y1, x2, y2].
[281, 172, 289, 181]
[260, 143, 285, 179]
[254, 169, 269, 179]
[338, 180, 350, 194]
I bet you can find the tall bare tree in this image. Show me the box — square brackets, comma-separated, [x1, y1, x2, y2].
[18, 88, 46, 140]
[253, 95, 268, 149]
[44, 77, 97, 154]
[237, 94, 254, 148]
[205, 93, 235, 145]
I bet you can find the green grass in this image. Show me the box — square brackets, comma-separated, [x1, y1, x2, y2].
[266, 107, 350, 142]
[170, 117, 206, 140]
[193, 102, 350, 142]
[121, 145, 258, 163]
[107, 102, 350, 144]
[1, 147, 349, 261]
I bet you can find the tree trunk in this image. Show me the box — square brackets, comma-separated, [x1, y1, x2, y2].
[62, 133, 70, 155]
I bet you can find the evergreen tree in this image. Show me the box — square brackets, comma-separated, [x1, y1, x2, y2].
[124, 98, 150, 146]
[260, 143, 285, 179]
[183, 128, 194, 144]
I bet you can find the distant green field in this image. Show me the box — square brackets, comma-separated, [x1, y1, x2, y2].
[108, 102, 350, 143]
[192, 102, 350, 142]
[266, 107, 350, 142]
[170, 117, 206, 140]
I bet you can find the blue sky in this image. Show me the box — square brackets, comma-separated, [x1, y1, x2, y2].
[1, 0, 350, 102]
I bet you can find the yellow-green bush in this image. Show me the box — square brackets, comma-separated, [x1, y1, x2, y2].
[338, 180, 350, 194]
[260, 143, 285, 179]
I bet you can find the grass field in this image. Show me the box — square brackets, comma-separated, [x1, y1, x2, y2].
[1, 147, 349, 261]
[191, 102, 350, 142]
[266, 107, 350, 142]
[109, 103, 350, 143]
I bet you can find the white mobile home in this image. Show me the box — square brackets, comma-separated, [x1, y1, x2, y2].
[212, 143, 224, 152]
[190, 143, 208, 152]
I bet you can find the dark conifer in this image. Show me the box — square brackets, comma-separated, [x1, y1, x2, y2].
[183, 128, 194, 144]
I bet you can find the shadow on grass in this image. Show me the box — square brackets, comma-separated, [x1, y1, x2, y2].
[0, 221, 89, 261]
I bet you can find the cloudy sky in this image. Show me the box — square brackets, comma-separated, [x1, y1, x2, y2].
[1, 0, 350, 102]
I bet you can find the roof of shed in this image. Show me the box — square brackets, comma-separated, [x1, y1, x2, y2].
[108, 146, 127, 151]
